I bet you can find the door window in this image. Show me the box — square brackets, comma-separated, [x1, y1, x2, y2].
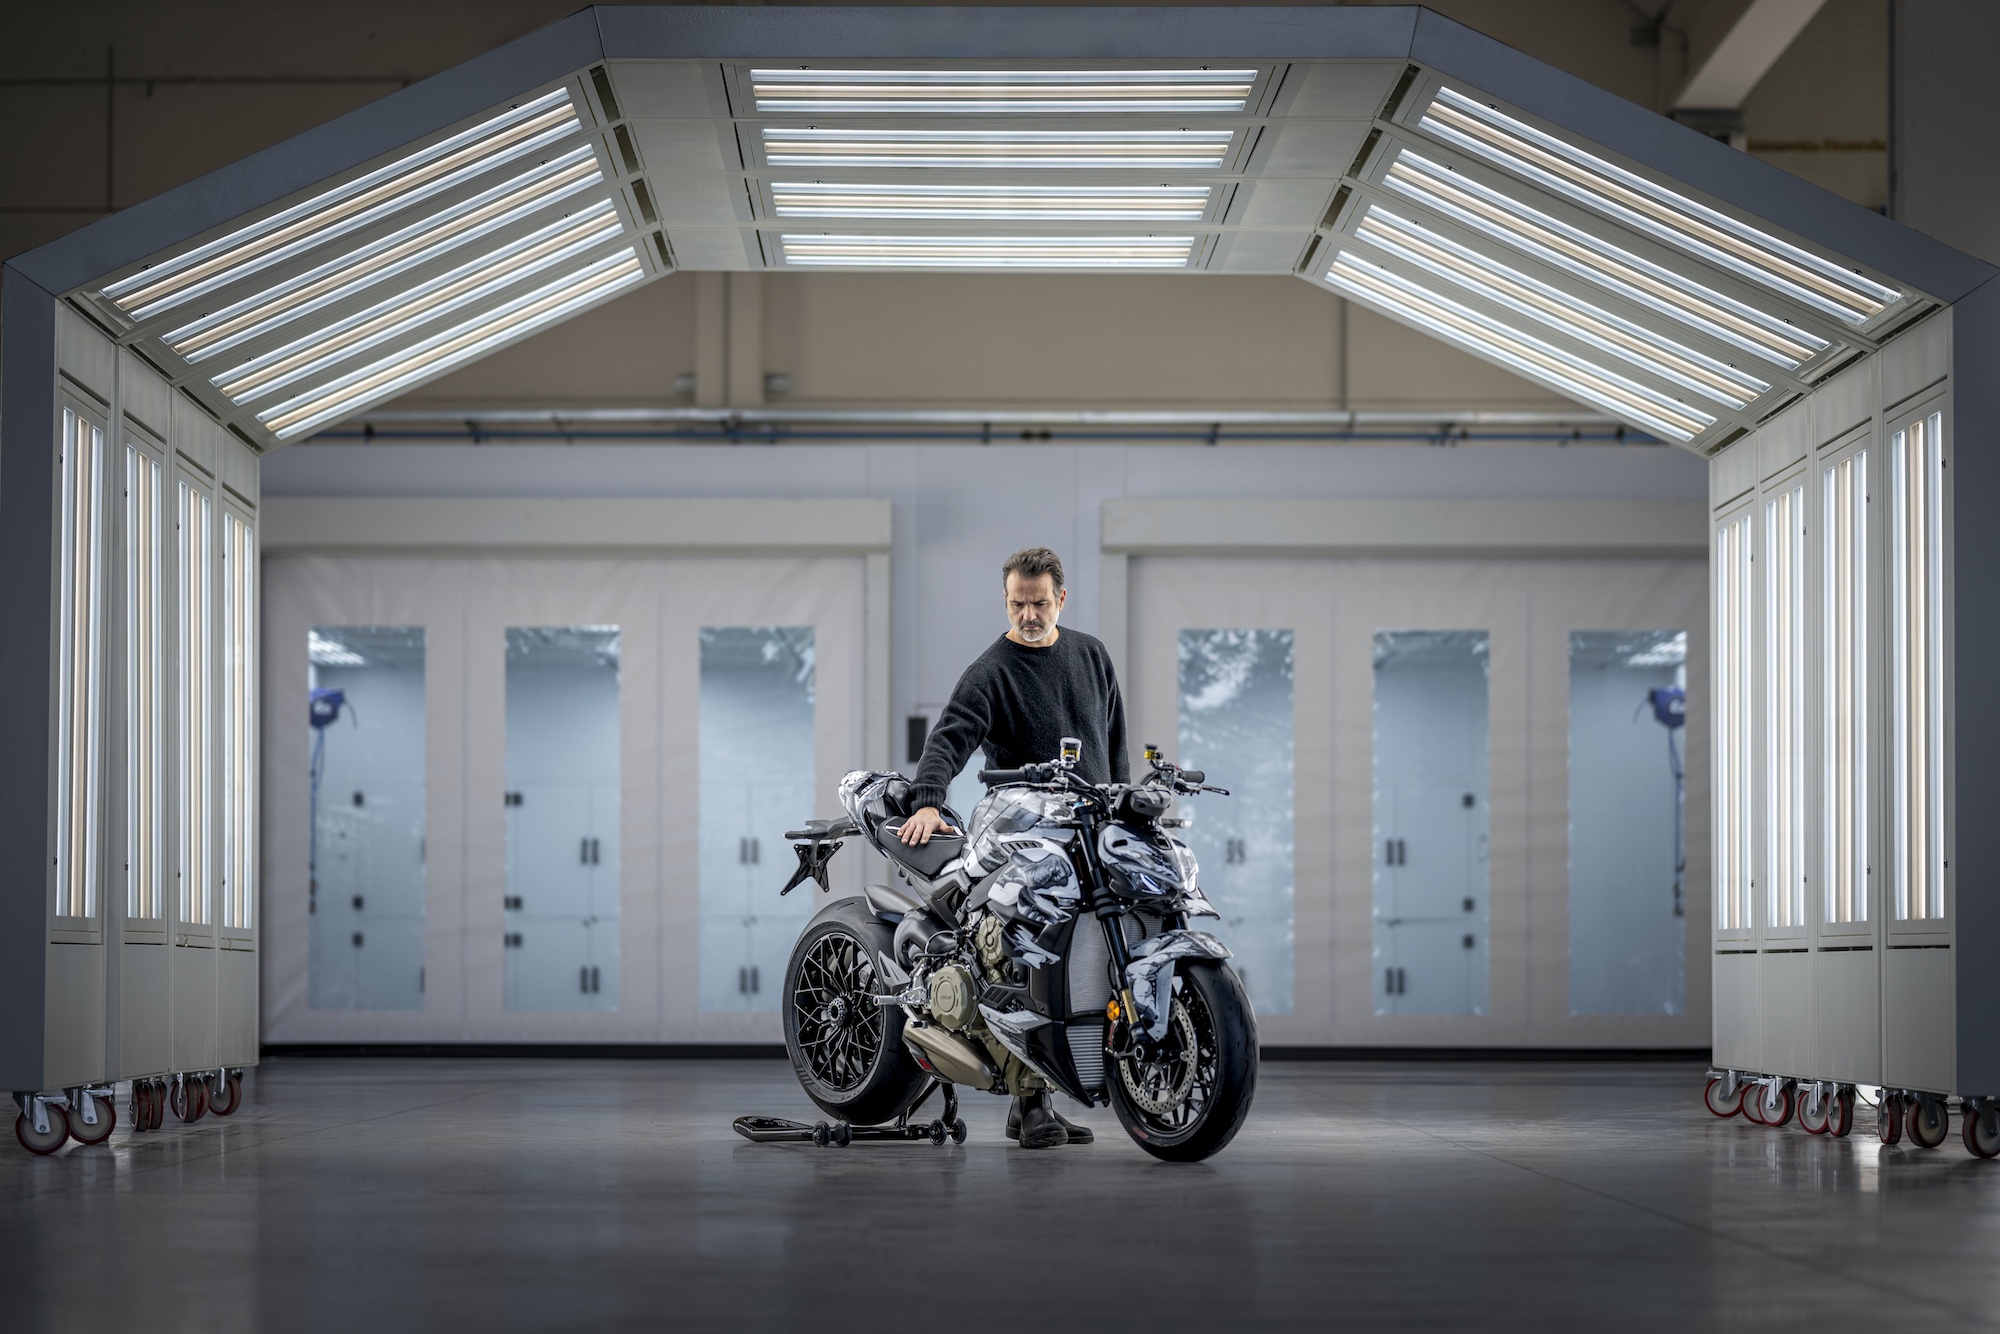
[1177, 629, 1294, 1015]
[1567, 630, 1686, 1016]
[1373, 631, 1489, 1016]
[504, 626, 621, 1012]
[700, 627, 816, 1013]
[309, 626, 426, 1009]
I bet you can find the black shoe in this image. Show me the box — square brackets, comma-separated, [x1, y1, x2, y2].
[1011, 1093, 1069, 1149]
[1008, 1095, 1092, 1146]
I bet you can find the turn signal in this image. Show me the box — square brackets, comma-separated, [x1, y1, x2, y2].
[1106, 997, 1122, 1022]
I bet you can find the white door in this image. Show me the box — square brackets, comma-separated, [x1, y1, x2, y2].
[261, 554, 867, 1044]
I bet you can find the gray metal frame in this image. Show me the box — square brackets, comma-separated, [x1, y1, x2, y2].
[4, 5, 1998, 1093]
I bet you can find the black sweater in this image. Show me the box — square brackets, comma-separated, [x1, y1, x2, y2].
[910, 629, 1129, 812]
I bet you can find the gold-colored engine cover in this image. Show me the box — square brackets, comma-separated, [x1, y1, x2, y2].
[927, 963, 978, 1031]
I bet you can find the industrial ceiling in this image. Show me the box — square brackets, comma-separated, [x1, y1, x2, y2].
[8, 6, 1993, 456]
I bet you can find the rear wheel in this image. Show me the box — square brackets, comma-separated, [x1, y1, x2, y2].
[783, 897, 927, 1126]
[1109, 960, 1257, 1163]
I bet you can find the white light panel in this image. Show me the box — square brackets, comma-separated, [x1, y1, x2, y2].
[102, 90, 582, 321]
[761, 127, 1235, 169]
[257, 249, 646, 439]
[750, 68, 1257, 114]
[1353, 204, 1768, 409]
[781, 234, 1195, 268]
[169, 146, 606, 362]
[1420, 87, 1902, 325]
[212, 203, 626, 402]
[770, 182, 1211, 221]
[1383, 150, 1826, 368]
[1325, 250, 1713, 441]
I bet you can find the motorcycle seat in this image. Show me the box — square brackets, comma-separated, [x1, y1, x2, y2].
[878, 820, 964, 879]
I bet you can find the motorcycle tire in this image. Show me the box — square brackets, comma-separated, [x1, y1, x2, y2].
[783, 896, 929, 1127]
[1109, 959, 1258, 1163]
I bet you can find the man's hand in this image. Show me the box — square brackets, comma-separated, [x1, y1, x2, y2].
[898, 806, 958, 845]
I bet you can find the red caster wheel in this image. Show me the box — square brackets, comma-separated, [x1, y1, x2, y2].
[150, 1081, 167, 1130]
[1704, 1078, 1745, 1119]
[67, 1093, 116, 1146]
[1908, 1096, 1950, 1149]
[170, 1077, 208, 1123]
[207, 1075, 242, 1117]
[1878, 1093, 1904, 1145]
[15, 1104, 70, 1155]
[1755, 1084, 1794, 1128]
[1828, 1090, 1856, 1139]
[1962, 1102, 2000, 1159]
[1742, 1085, 1767, 1125]
[1798, 1091, 1830, 1135]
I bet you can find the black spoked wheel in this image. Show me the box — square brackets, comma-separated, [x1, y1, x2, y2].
[782, 897, 927, 1126]
[1109, 961, 1257, 1162]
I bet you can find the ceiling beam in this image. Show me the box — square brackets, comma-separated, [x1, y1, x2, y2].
[1671, 0, 1830, 111]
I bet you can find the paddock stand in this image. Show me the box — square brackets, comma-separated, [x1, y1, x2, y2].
[733, 1079, 969, 1147]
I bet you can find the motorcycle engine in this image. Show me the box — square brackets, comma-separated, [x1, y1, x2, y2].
[926, 963, 978, 1030]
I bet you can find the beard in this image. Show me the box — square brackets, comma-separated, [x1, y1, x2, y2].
[1015, 619, 1051, 642]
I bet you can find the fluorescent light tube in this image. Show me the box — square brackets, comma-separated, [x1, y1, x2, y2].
[1383, 150, 1825, 368]
[1325, 251, 1713, 441]
[779, 234, 1195, 268]
[1421, 87, 1902, 324]
[169, 147, 605, 361]
[213, 203, 626, 403]
[770, 182, 1211, 221]
[259, 250, 645, 439]
[761, 127, 1234, 170]
[1354, 205, 1768, 409]
[750, 68, 1257, 114]
[105, 90, 580, 320]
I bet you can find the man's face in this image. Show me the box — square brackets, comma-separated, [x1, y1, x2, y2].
[1005, 572, 1065, 644]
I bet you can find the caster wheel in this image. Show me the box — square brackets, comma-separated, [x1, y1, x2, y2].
[170, 1078, 207, 1124]
[928, 1120, 947, 1146]
[1962, 1103, 2000, 1159]
[950, 1118, 968, 1145]
[1798, 1091, 1830, 1135]
[67, 1094, 116, 1146]
[812, 1122, 831, 1147]
[1742, 1089, 1766, 1125]
[1704, 1078, 1745, 1119]
[1828, 1091, 1855, 1139]
[207, 1075, 241, 1117]
[1878, 1094, 1904, 1145]
[1908, 1097, 1949, 1149]
[1760, 1085, 1794, 1129]
[831, 1122, 852, 1147]
[15, 1106, 70, 1155]
[143, 1082, 163, 1132]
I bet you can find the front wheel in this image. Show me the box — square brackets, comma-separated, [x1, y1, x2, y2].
[1109, 960, 1257, 1162]
[782, 897, 928, 1127]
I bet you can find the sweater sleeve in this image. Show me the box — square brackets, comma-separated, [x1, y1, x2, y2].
[909, 661, 994, 812]
[1104, 658, 1130, 784]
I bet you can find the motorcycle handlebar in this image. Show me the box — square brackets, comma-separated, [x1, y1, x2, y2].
[1177, 769, 1205, 785]
[978, 764, 1050, 785]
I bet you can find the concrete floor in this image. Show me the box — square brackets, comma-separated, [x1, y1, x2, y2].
[6, 1059, 2000, 1332]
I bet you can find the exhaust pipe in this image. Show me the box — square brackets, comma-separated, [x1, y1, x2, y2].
[903, 1022, 998, 1091]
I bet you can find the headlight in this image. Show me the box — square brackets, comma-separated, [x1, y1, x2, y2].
[1169, 839, 1199, 889]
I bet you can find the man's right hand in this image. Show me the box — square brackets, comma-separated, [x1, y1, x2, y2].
[898, 806, 958, 845]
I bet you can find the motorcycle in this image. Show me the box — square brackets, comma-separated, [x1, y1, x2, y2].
[775, 739, 1258, 1161]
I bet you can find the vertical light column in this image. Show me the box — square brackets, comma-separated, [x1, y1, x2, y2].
[126, 446, 164, 923]
[179, 479, 214, 931]
[1891, 412, 1946, 922]
[55, 407, 106, 926]
[1714, 511, 1755, 933]
[1764, 484, 1805, 930]
[221, 511, 256, 933]
[1822, 450, 1867, 925]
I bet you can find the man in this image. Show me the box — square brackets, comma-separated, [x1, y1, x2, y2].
[899, 546, 1127, 1149]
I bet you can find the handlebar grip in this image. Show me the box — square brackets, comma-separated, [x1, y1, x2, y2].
[1179, 769, 1205, 785]
[978, 768, 1031, 784]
